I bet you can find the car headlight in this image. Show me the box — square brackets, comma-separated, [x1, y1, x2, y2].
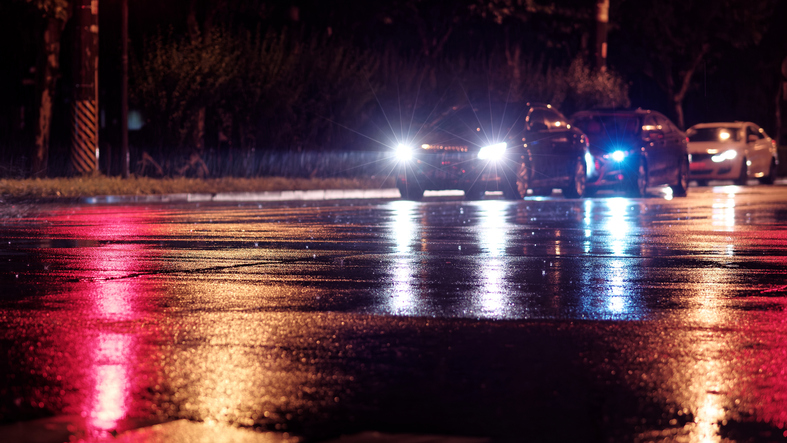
[478, 142, 507, 160]
[396, 144, 413, 162]
[611, 150, 627, 162]
[711, 149, 737, 163]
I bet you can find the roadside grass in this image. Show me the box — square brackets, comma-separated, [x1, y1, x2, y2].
[0, 175, 396, 199]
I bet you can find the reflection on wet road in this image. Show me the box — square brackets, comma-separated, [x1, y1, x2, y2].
[2, 185, 787, 442]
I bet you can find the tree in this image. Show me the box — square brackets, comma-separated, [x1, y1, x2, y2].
[613, 0, 775, 129]
[132, 28, 237, 155]
[24, 0, 71, 177]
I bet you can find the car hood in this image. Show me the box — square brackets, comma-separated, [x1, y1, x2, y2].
[687, 141, 742, 155]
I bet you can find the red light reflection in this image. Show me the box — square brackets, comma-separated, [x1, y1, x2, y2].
[39, 208, 169, 438]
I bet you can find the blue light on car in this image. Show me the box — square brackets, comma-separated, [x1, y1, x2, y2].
[711, 149, 737, 163]
[478, 142, 507, 160]
[396, 144, 413, 162]
[611, 150, 626, 162]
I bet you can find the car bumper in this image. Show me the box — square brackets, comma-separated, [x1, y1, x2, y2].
[396, 154, 508, 191]
[689, 159, 742, 180]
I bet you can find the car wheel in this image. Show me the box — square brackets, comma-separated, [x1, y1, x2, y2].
[758, 159, 777, 185]
[734, 158, 748, 186]
[502, 161, 530, 200]
[464, 186, 486, 200]
[562, 157, 586, 199]
[397, 178, 424, 200]
[670, 156, 689, 197]
[624, 156, 647, 198]
[695, 179, 708, 187]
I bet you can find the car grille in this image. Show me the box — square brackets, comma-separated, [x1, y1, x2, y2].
[423, 152, 474, 167]
[691, 153, 713, 162]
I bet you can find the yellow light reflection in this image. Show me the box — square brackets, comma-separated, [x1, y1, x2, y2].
[711, 195, 735, 230]
[681, 266, 729, 442]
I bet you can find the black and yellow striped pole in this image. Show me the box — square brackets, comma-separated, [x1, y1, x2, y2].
[71, 0, 99, 175]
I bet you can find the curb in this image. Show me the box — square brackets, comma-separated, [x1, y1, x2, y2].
[81, 188, 402, 204]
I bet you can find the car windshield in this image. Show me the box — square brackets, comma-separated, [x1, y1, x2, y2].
[687, 127, 741, 142]
[427, 104, 529, 143]
[573, 114, 641, 138]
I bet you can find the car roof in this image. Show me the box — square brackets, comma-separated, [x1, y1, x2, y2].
[688, 122, 752, 129]
[571, 107, 657, 118]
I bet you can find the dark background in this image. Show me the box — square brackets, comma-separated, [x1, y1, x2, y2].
[1, 0, 785, 177]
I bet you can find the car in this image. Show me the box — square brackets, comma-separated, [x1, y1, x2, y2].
[394, 102, 590, 200]
[570, 108, 690, 197]
[686, 122, 779, 186]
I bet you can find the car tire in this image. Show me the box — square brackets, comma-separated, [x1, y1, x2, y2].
[758, 159, 777, 185]
[695, 179, 708, 187]
[734, 158, 748, 186]
[562, 157, 586, 199]
[671, 156, 689, 197]
[624, 156, 648, 198]
[502, 161, 530, 200]
[397, 179, 424, 200]
[531, 188, 552, 197]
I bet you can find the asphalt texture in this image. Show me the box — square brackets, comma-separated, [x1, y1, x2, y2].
[1, 181, 787, 443]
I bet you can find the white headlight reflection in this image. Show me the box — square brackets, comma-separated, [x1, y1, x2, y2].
[605, 197, 631, 256]
[384, 200, 422, 315]
[477, 142, 507, 161]
[470, 201, 514, 319]
[577, 199, 644, 320]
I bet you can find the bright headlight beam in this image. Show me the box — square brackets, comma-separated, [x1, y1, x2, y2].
[711, 149, 737, 163]
[478, 142, 507, 160]
[396, 144, 413, 162]
[611, 150, 626, 162]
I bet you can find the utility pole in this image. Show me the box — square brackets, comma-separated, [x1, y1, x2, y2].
[777, 57, 787, 178]
[71, 0, 99, 175]
[121, 0, 130, 177]
[595, 0, 609, 72]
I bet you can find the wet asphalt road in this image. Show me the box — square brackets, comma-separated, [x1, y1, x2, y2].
[1, 184, 787, 442]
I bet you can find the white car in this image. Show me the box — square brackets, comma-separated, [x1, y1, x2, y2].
[687, 122, 779, 186]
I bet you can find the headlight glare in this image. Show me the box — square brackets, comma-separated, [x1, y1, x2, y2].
[396, 144, 413, 162]
[611, 150, 627, 162]
[711, 149, 737, 163]
[478, 142, 507, 160]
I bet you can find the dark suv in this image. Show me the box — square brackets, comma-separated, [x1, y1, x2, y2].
[395, 102, 590, 200]
[570, 108, 690, 197]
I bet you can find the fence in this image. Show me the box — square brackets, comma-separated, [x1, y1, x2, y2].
[134, 148, 400, 179]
